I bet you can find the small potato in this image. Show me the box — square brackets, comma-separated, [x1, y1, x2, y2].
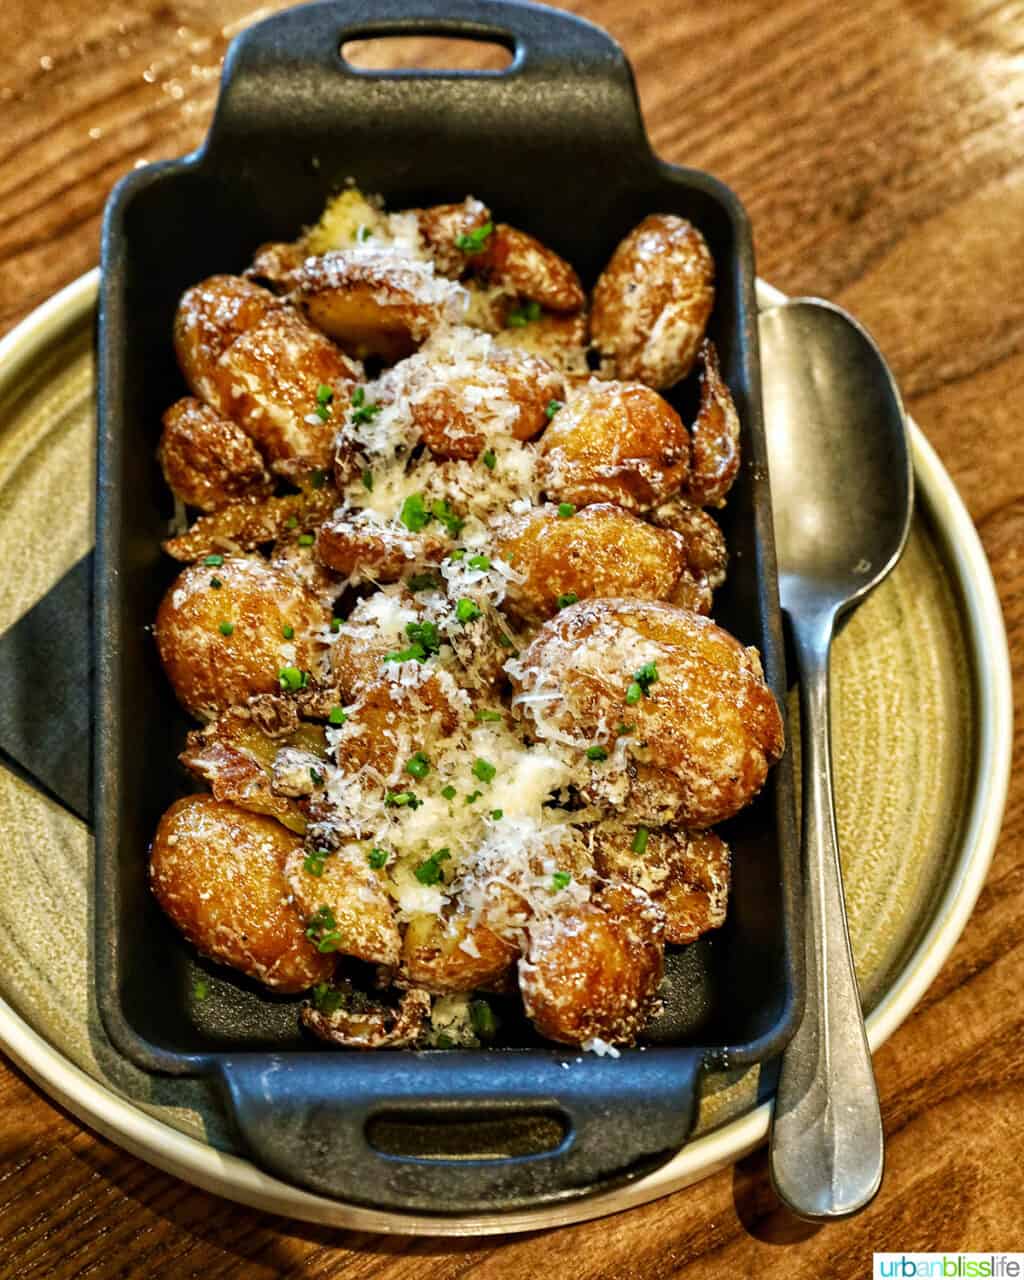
[284, 844, 401, 968]
[510, 599, 784, 828]
[332, 666, 465, 778]
[493, 503, 714, 624]
[291, 250, 464, 361]
[316, 511, 449, 582]
[410, 341, 564, 461]
[328, 591, 423, 700]
[591, 823, 730, 945]
[590, 214, 715, 389]
[213, 306, 360, 484]
[149, 795, 333, 992]
[155, 556, 331, 720]
[539, 380, 691, 511]
[158, 398, 273, 513]
[519, 883, 665, 1046]
[473, 223, 584, 313]
[648, 498, 727, 595]
[415, 195, 492, 278]
[400, 910, 519, 994]
[162, 486, 338, 562]
[685, 340, 741, 509]
[180, 708, 326, 833]
[302, 985, 430, 1049]
[173, 275, 283, 409]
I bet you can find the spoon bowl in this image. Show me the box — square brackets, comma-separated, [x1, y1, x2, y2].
[759, 297, 912, 1219]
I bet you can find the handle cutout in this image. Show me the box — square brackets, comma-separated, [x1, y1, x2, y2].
[366, 1107, 568, 1161]
[341, 35, 514, 74]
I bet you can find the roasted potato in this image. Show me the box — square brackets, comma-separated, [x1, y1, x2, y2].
[400, 909, 519, 994]
[149, 795, 333, 992]
[316, 511, 449, 582]
[493, 502, 716, 624]
[155, 556, 331, 720]
[213, 306, 360, 484]
[328, 591, 423, 700]
[510, 599, 785, 828]
[492, 309, 591, 380]
[591, 823, 730, 944]
[163, 485, 338, 562]
[539, 380, 691, 511]
[291, 250, 464, 361]
[173, 275, 283, 409]
[408, 339, 564, 461]
[519, 882, 665, 1045]
[158, 397, 273, 513]
[648, 498, 728, 594]
[685, 340, 741, 508]
[302, 985, 430, 1048]
[590, 214, 714, 389]
[472, 223, 584, 313]
[415, 195, 493, 278]
[284, 844, 402, 968]
[180, 707, 326, 833]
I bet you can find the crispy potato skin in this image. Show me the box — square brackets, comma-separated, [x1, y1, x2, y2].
[163, 486, 337, 563]
[511, 599, 784, 827]
[590, 214, 714, 389]
[400, 910, 519, 994]
[155, 557, 330, 720]
[332, 668, 463, 778]
[149, 795, 333, 992]
[284, 845, 401, 968]
[411, 344, 564, 461]
[173, 275, 283, 409]
[213, 307, 359, 483]
[316, 512, 449, 582]
[493, 503, 709, 624]
[591, 824, 730, 945]
[519, 883, 665, 1045]
[474, 224, 584, 312]
[158, 397, 273, 513]
[686, 340, 741, 508]
[291, 250, 460, 361]
[416, 196, 492, 278]
[539, 380, 691, 511]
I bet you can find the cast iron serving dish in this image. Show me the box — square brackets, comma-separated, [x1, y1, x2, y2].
[96, 0, 801, 1214]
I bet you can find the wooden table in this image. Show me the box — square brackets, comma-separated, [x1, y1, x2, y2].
[2, 1, 1022, 1274]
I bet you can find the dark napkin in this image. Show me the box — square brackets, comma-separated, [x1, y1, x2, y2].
[0, 553, 92, 823]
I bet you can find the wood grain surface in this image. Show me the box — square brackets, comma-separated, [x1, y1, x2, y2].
[2, 1, 1022, 1275]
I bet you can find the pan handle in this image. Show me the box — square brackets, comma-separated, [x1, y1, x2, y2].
[204, 0, 648, 159]
[217, 1048, 702, 1213]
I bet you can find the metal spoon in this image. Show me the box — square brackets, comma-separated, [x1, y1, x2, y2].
[759, 297, 912, 1219]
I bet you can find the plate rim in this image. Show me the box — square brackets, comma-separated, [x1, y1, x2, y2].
[0, 270, 1011, 1237]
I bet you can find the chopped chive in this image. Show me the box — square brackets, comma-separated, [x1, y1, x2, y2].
[309, 767, 324, 786]
[468, 554, 491, 570]
[193, 977, 210, 1001]
[586, 744, 608, 762]
[632, 661, 659, 697]
[330, 617, 343, 632]
[316, 384, 334, 406]
[367, 847, 389, 870]
[303, 848, 328, 876]
[305, 905, 341, 952]
[400, 493, 431, 532]
[441, 784, 457, 801]
[557, 502, 576, 518]
[507, 299, 542, 327]
[312, 982, 345, 1014]
[218, 621, 234, 636]
[408, 572, 438, 593]
[472, 758, 496, 783]
[414, 847, 451, 885]
[286, 516, 298, 529]
[449, 549, 466, 562]
[455, 220, 494, 254]
[556, 592, 578, 609]
[209, 576, 222, 589]
[475, 708, 503, 722]
[551, 870, 571, 892]
[406, 620, 441, 654]
[328, 705, 348, 726]
[311, 468, 326, 489]
[617, 722, 635, 736]
[385, 643, 427, 664]
[545, 399, 563, 420]
[361, 469, 374, 491]
[456, 597, 482, 624]
[298, 533, 315, 546]
[431, 498, 464, 537]
[625, 681, 642, 705]
[482, 449, 496, 470]
[282, 624, 294, 640]
[464, 789, 482, 805]
[490, 809, 503, 821]
[384, 789, 421, 809]
[469, 997, 498, 1040]
[631, 827, 650, 856]
[203, 554, 224, 567]
[278, 666, 308, 692]
[405, 751, 430, 780]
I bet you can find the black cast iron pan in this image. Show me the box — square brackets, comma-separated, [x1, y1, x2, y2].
[93, 0, 802, 1215]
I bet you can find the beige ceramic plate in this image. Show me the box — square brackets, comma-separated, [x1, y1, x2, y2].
[0, 273, 1011, 1235]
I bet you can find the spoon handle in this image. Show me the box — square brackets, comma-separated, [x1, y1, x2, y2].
[769, 610, 884, 1219]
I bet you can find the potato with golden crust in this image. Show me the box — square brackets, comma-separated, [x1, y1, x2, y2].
[213, 306, 360, 485]
[472, 224, 584, 313]
[180, 708, 326, 833]
[173, 275, 283, 409]
[510, 599, 784, 828]
[492, 310, 590, 380]
[316, 511, 449, 582]
[163, 485, 337, 563]
[400, 909, 519, 994]
[519, 882, 665, 1046]
[409, 340, 564, 461]
[149, 795, 334, 993]
[284, 844, 401, 969]
[685, 339, 741, 508]
[493, 503, 716, 624]
[155, 557, 331, 720]
[415, 195, 492, 278]
[590, 823, 730, 945]
[291, 250, 465, 362]
[302, 985, 430, 1049]
[590, 214, 714, 389]
[328, 593, 422, 700]
[158, 397, 273, 513]
[648, 498, 728, 592]
[539, 380, 691, 511]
